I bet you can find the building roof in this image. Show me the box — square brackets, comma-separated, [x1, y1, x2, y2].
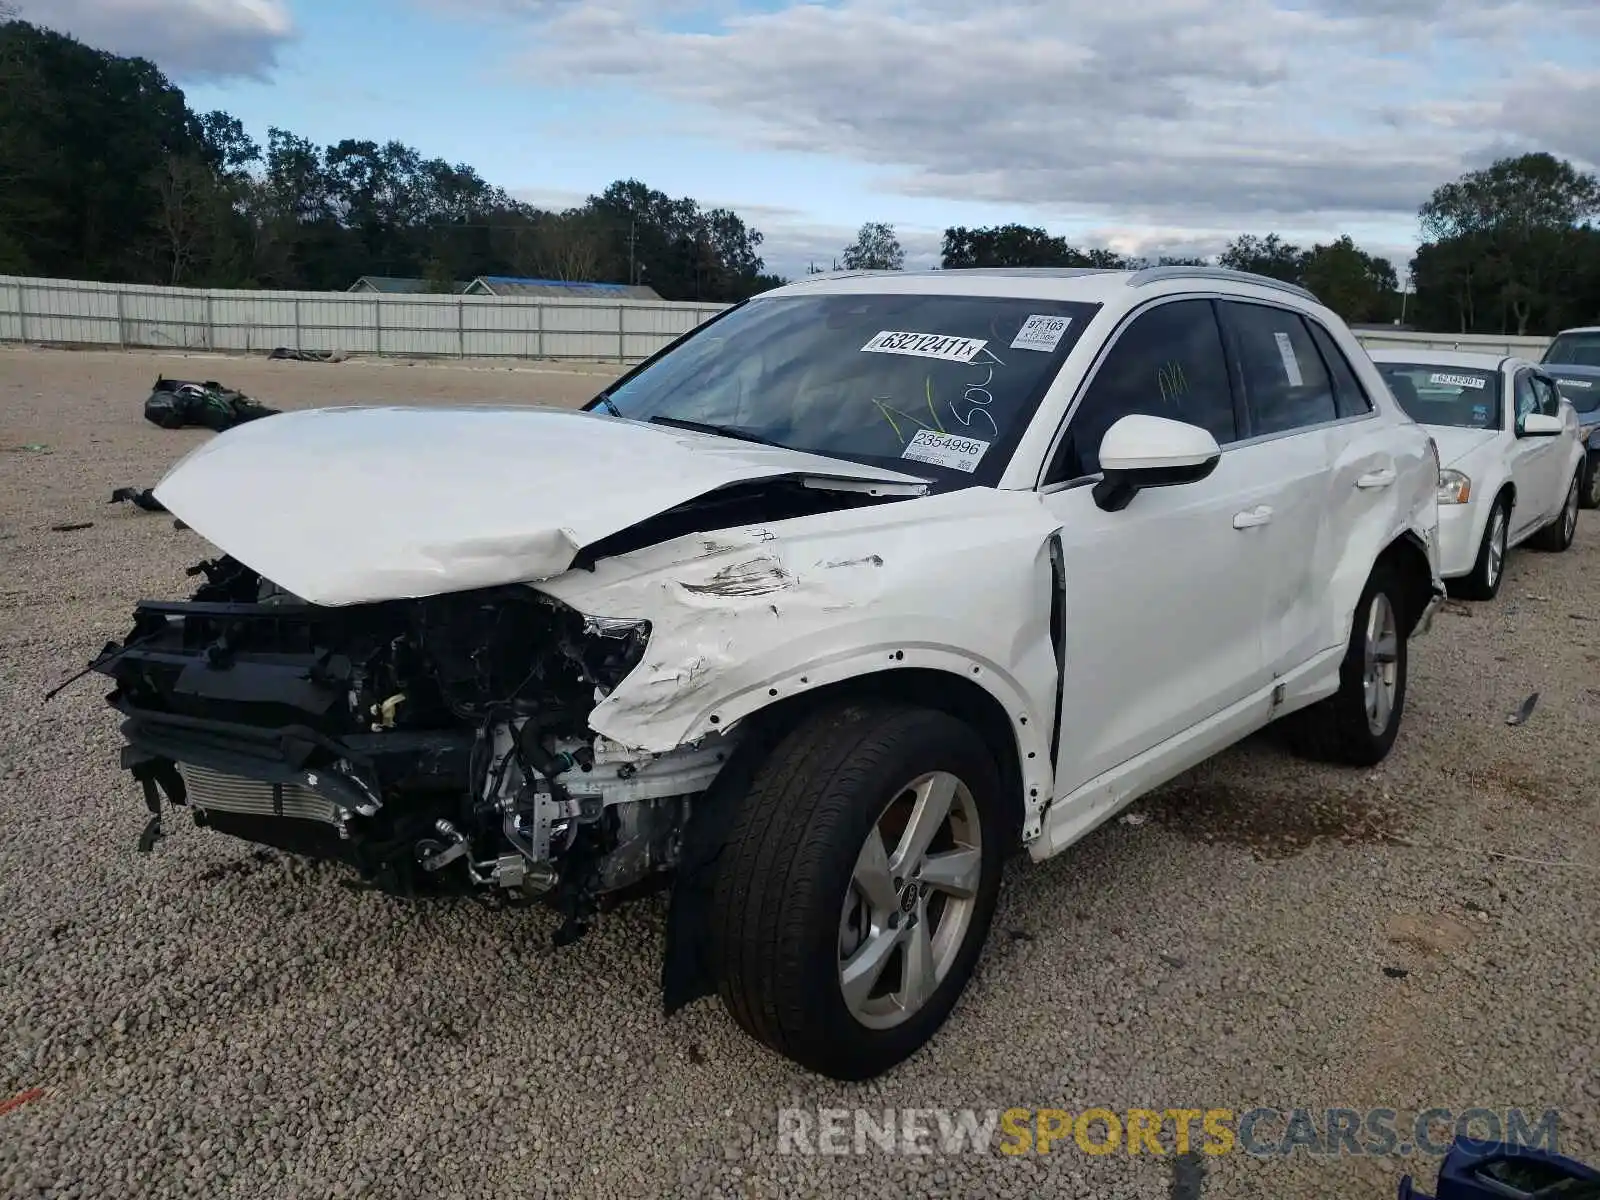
[348, 276, 472, 295]
[463, 276, 663, 301]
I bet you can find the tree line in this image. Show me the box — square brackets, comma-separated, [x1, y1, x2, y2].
[834, 152, 1600, 335]
[3, 14, 1598, 331]
[0, 17, 781, 301]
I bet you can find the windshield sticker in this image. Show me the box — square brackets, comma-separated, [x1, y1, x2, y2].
[901, 429, 990, 473]
[1558, 378, 1592, 388]
[1273, 331, 1305, 386]
[1429, 372, 1487, 390]
[861, 331, 988, 363]
[1010, 314, 1071, 353]
[1472, 404, 1489, 420]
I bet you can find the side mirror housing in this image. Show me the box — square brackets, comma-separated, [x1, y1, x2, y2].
[1519, 412, 1563, 437]
[1092, 414, 1223, 512]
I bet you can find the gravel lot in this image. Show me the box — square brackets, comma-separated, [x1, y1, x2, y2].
[2, 345, 1597, 1199]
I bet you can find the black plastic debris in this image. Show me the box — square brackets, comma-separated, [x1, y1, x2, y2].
[1506, 692, 1540, 727]
[143, 376, 280, 432]
[1383, 965, 1410, 978]
[268, 347, 346, 363]
[109, 487, 167, 513]
[50, 521, 93, 532]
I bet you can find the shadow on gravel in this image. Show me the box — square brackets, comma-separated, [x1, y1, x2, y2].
[1149, 778, 1400, 858]
[1144, 738, 1406, 859]
[195, 847, 278, 883]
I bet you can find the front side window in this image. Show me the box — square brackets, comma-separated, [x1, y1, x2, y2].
[1376, 362, 1503, 430]
[1531, 375, 1562, 418]
[1223, 301, 1337, 436]
[1544, 330, 1600, 367]
[1049, 299, 1237, 481]
[1514, 370, 1539, 424]
[592, 293, 1100, 488]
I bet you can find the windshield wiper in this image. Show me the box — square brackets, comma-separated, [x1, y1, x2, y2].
[590, 390, 621, 416]
[647, 415, 786, 449]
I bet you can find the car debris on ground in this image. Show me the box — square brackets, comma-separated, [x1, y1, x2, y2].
[142, 377, 279, 432]
[108, 488, 166, 513]
[1506, 692, 1540, 726]
[267, 347, 348, 363]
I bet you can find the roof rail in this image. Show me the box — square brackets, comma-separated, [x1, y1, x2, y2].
[1127, 265, 1319, 303]
[787, 269, 903, 285]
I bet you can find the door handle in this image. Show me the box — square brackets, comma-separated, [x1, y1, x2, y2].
[1232, 505, 1273, 529]
[1356, 468, 1397, 489]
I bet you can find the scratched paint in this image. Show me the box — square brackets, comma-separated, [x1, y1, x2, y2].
[679, 556, 796, 597]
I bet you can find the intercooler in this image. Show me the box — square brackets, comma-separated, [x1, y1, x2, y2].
[176, 762, 344, 827]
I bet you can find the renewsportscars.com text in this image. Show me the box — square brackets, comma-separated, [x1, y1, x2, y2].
[776, 1106, 1561, 1158]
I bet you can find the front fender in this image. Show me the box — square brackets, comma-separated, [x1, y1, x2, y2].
[537, 486, 1065, 832]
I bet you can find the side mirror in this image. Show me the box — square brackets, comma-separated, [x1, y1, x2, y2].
[1092, 414, 1222, 513]
[1519, 413, 1563, 437]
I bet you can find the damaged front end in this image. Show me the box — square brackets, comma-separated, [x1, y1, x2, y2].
[95, 555, 733, 938]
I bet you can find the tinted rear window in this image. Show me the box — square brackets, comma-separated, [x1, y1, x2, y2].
[1552, 374, 1600, 412]
[1376, 363, 1502, 430]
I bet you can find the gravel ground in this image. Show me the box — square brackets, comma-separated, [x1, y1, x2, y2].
[2, 345, 1597, 1199]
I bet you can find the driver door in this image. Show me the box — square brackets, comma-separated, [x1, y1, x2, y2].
[1039, 298, 1273, 814]
[1509, 369, 1565, 534]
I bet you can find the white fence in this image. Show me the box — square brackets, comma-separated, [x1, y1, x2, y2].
[0, 275, 730, 363]
[1351, 328, 1551, 356]
[0, 274, 1555, 364]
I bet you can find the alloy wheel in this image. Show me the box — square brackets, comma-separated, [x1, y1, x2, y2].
[838, 771, 983, 1030]
[1362, 592, 1400, 737]
[1486, 508, 1507, 589]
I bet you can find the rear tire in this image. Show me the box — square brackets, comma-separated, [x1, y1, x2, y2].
[1581, 454, 1600, 511]
[1453, 493, 1509, 601]
[710, 702, 1005, 1081]
[1531, 471, 1580, 552]
[1282, 562, 1409, 767]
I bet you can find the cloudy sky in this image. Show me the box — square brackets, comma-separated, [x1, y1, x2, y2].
[17, 0, 1600, 280]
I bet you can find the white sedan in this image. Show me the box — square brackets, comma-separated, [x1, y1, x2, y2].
[1370, 349, 1586, 599]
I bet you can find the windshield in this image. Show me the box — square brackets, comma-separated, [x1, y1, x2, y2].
[1376, 363, 1502, 430]
[591, 293, 1102, 487]
[1552, 373, 1600, 413]
[1543, 331, 1600, 367]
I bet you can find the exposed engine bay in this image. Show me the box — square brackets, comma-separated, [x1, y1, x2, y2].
[93, 555, 737, 943]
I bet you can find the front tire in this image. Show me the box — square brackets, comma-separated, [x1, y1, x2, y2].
[1531, 471, 1580, 552]
[1454, 494, 1509, 601]
[1282, 562, 1409, 766]
[710, 702, 1005, 1081]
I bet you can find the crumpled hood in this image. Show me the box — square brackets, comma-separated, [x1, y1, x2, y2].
[153, 405, 929, 606]
[1425, 425, 1499, 468]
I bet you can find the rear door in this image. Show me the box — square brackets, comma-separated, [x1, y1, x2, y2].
[1215, 300, 1345, 680]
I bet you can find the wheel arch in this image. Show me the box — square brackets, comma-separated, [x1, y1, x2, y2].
[733, 667, 1029, 851]
[1376, 528, 1441, 637]
[658, 664, 1033, 1019]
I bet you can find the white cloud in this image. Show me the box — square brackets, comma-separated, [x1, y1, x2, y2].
[14, 0, 295, 80]
[489, 0, 1597, 242]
